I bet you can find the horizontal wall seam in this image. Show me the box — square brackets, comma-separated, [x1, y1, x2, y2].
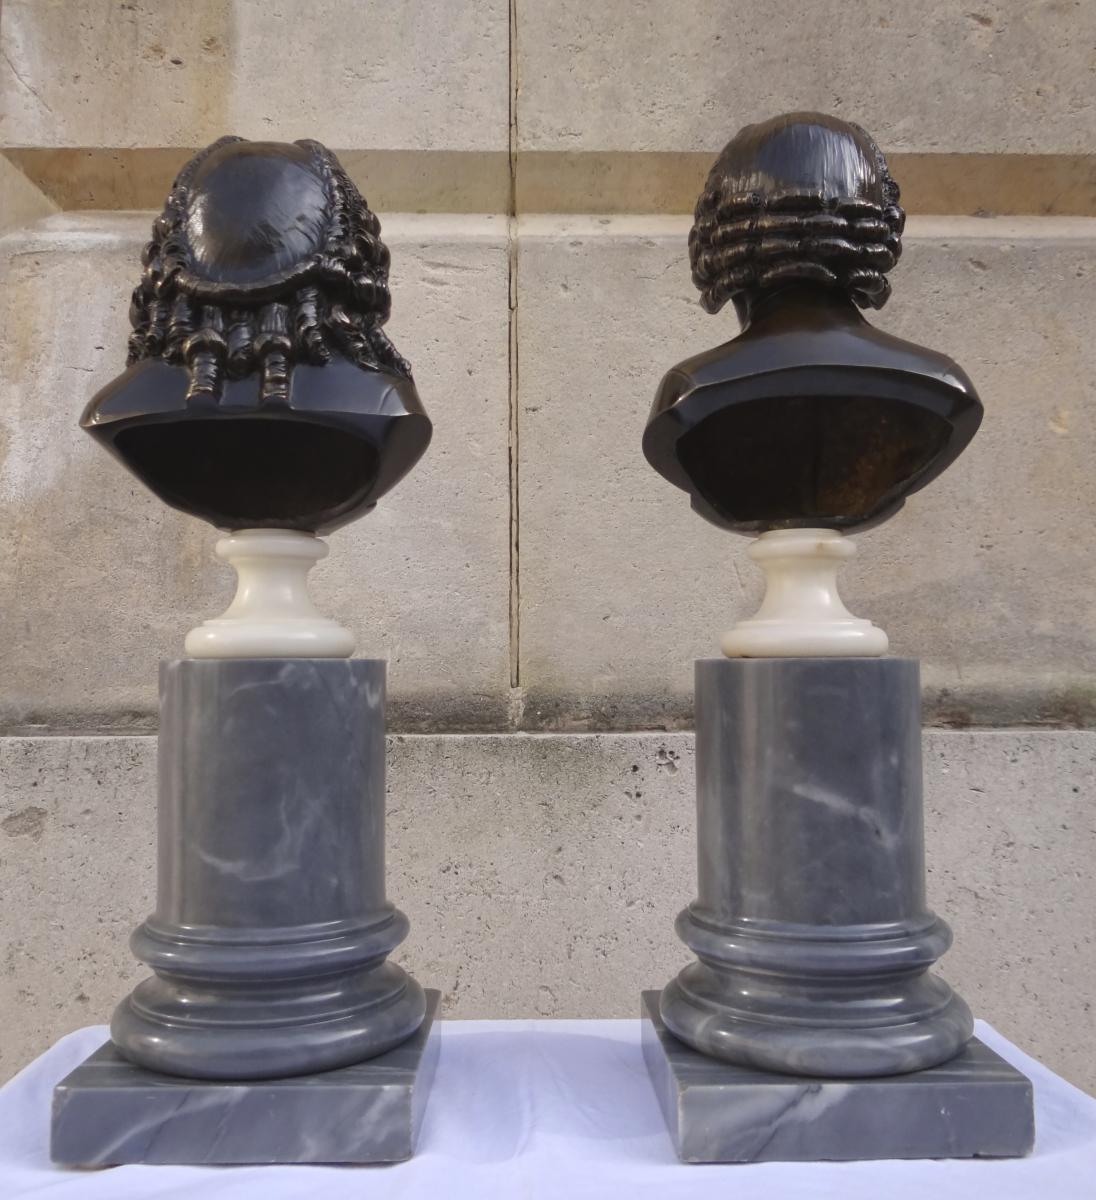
[1, 728, 1092, 745]
[5, 212, 1096, 253]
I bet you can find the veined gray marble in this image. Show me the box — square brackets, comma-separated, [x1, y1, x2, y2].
[641, 992, 1033, 1163]
[51, 990, 440, 1165]
[110, 658, 425, 1080]
[661, 658, 973, 1077]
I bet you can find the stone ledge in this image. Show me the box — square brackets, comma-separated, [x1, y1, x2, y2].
[5, 150, 1095, 217]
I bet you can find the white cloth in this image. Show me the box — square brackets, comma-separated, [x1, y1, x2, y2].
[2, 1017, 1095, 1199]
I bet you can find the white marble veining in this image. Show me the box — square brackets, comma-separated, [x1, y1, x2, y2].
[52, 992, 441, 1165]
[661, 657, 974, 1078]
[110, 659, 425, 1081]
[641, 992, 1033, 1162]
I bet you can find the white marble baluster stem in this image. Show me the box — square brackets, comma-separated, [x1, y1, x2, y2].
[721, 528, 888, 658]
[185, 528, 355, 659]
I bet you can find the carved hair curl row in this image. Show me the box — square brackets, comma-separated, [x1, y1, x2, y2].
[690, 143, 906, 315]
[127, 137, 410, 405]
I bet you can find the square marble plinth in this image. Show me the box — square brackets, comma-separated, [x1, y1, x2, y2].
[51, 990, 441, 1166]
[641, 991, 1034, 1163]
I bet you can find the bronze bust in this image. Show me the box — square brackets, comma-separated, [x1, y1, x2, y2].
[644, 112, 982, 534]
[81, 137, 431, 533]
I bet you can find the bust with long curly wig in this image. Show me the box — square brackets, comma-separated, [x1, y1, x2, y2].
[127, 135, 411, 406]
[82, 138, 430, 533]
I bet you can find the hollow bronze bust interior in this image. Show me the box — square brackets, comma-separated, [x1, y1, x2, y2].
[81, 136, 431, 533]
[643, 111, 982, 534]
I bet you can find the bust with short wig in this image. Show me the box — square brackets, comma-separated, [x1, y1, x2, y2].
[644, 112, 981, 537]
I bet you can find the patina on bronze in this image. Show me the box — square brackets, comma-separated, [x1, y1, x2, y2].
[643, 112, 982, 534]
[81, 136, 431, 533]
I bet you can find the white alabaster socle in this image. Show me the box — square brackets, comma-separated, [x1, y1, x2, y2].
[185, 528, 356, 659]
[722, 528, 888, 658]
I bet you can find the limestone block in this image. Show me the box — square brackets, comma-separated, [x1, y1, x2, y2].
[0, 155, 55, 234]
[0, 730, 1093, 1096]
[0, 213, 511, 731]
[515, 215, 1096, 728]
[515, 0, 1096, 154]
[1, 0, 509, 151]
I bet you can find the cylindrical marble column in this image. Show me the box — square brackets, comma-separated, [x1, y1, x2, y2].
[660, 657, 973, 1077]
[111, 658, 425, 1080]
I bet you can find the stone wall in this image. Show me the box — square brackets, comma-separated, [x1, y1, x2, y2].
[2, 1, 1094, 1091]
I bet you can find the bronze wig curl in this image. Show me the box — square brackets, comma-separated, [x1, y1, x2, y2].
[127, 136, 411, 406]
[689, 113, 906, 315]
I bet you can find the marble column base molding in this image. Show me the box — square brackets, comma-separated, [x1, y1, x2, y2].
[52, 991, 441, 1166]
[663, 907, 973, 1077]
[642, 992, 1034, 1163]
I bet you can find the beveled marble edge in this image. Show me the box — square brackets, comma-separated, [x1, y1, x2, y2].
[641, 991, 1035, 1163]
[56, 989, 441, 1094]
[51, 991, 441, 1166]
[640, 990, 1027, 1087]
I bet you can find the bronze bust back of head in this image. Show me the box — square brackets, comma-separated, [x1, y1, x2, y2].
[644, 112, 982, 535]
[82, 136, 431, 534]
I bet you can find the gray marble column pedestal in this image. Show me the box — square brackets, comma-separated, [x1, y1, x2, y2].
[643, 657, 1034, 1161]
[51, 658, 436, 1165]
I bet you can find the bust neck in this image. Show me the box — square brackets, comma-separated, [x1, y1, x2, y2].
[734, 285, 864, 333]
